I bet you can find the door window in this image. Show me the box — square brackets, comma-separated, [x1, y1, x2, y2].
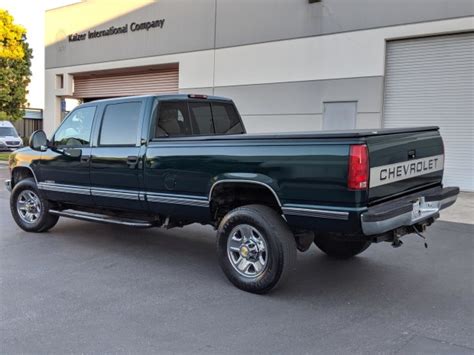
[99, 102, 142, 146]
[53, 106, 96, 147]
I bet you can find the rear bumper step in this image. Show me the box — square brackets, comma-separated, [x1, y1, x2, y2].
[49, 209, 154, 228]
[361, 186, 459, 236]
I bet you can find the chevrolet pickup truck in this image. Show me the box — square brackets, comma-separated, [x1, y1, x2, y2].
[5, 94, 459, 293]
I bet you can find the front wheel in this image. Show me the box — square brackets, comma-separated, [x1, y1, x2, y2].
[313, 234, 371, 259]
[10, 178, 59, 233]
[217, 205, 296, 294]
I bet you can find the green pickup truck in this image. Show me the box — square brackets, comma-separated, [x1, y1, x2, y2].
[5, 94, 459, 293]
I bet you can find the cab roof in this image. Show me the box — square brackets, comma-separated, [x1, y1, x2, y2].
[80, 94, 233, 106]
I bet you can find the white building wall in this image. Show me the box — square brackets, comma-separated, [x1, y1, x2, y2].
[213, 17, 474, 86]
[44, 17, 474, 135]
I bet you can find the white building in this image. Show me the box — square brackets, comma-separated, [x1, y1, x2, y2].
[45, 0, 474, 190]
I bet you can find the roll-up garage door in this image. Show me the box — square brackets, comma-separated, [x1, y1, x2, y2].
[383, 32, 474, 191]
[73, 67, 179, 98]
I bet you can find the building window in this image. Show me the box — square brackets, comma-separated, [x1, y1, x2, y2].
[56, 74, 64, 89]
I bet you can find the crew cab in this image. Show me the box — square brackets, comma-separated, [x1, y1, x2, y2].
[5, 94, 459, 293]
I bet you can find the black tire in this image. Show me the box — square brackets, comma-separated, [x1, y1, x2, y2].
[313, 234, 371, 259]
[10, 178, 59, 233]
[217, 204, 296, 294]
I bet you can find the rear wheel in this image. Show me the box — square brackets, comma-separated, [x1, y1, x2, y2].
[314, 234, 371, 259]
[217, 204, 296, 294]
[10, 178, 59, 233]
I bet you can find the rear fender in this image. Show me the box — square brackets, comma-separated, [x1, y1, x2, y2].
[209, 173, 282, 206]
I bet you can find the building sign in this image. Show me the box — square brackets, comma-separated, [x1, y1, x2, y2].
[68, 19, 165, 42]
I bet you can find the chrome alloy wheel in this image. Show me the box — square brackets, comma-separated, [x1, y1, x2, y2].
[227, 224, 268, 278]
[16, 190, 42, 224]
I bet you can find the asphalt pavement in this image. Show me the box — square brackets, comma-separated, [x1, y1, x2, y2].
[0, 165, 473, 354]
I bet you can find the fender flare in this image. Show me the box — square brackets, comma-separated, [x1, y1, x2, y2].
[208, 177, 282, 207]
[11, 165, 39, 186]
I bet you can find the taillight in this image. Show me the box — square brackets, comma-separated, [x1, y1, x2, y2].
[348, 144, 369, 190]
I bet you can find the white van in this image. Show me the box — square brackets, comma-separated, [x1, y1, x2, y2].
[0, 121, 23, 151]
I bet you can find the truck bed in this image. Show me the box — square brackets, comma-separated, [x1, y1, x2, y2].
[150, 126, 440, 141]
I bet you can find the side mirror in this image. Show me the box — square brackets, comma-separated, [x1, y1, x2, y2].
[29, 130, 48, 151]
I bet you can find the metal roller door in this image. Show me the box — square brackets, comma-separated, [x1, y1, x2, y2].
[383, 32, 474, 191]
[73, 67, 179, 99]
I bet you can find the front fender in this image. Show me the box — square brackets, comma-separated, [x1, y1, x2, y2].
[9, 148, 42, 185]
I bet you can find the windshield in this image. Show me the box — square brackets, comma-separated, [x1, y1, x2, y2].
[0, 127, 18, 137]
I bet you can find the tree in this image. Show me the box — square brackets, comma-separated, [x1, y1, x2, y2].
[0, 9, 32, 121]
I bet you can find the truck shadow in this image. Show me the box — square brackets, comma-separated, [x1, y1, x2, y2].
[46, 219, 426, 303]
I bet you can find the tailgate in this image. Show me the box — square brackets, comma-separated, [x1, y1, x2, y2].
[366, 128, 444, 203]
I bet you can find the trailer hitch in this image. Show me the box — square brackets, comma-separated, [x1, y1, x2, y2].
[391, 231, 403, 248]
[413, 225, 428, 249]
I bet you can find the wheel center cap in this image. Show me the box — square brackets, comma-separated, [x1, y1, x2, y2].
[241, 242, 260, 260]
[240, 245, 249, 258]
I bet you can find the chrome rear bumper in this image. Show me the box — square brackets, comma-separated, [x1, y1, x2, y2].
[361, 186, 459, 236]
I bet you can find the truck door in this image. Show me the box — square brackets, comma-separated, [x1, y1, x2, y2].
[39, 105, 97, 206]
[89, 99, 147, 211]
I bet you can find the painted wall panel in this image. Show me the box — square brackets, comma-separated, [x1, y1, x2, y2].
[214, 17, 474, 87]
[356, 113, 381, 129]
[242, 114, 323, 133]
[216, 0, 474, 48]
[46, 0, 216, 69]
[46, 0, 474, 69]
[214, 77, 383, 114]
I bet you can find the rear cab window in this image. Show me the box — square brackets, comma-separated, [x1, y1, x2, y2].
[152, 98, 244, 139]
[154, 101, 191, 138]
[211, 102, 244, 135]
[189, 102, 214, 135]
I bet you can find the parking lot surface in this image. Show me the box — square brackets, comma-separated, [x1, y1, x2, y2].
[0, 165, 473, 354]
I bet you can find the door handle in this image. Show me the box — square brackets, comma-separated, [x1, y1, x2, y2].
[80, 155, 90, 163]
[127, 155, 139, 169]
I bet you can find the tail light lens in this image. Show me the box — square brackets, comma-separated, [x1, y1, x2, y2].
[348, 144, 369, 190]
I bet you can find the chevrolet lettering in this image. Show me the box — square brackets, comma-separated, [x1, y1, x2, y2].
[370, 155, 444, 188]
[4, 95, 459, 293]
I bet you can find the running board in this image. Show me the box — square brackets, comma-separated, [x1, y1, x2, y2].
[49, 209, 154, 228]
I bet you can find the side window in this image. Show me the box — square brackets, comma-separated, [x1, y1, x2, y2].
[100, 102, 141, 145]
[155, 101, 191, 137]
[53, 106, 96, 147]
[189, 102, 214, 135]
[212, 103, 244, 135]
